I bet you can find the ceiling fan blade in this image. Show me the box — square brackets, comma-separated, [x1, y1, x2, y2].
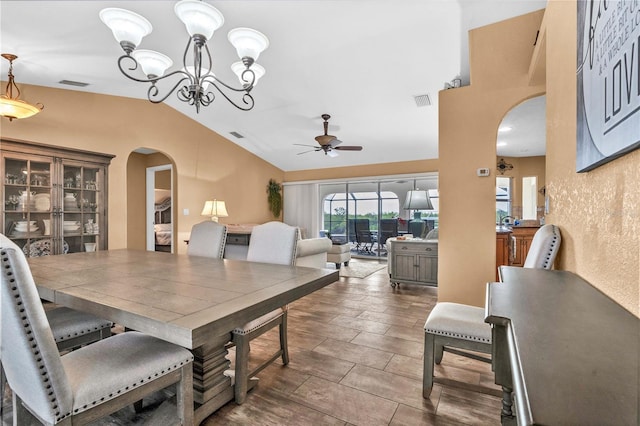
[297, 149, 317, 155]
[334, 145, 363, 151]
[326, 149, 339, 158]
[294, 143, 318, 148]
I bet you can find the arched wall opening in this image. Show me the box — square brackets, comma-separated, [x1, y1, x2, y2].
[126, 150, 176, 251]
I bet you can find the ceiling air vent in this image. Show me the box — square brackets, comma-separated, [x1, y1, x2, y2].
[59, 79, 89, 87]
[414, 94, 431, 107]
[229, 131, 245, 139]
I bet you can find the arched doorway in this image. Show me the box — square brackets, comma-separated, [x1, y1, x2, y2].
[126, 149, 176, 252]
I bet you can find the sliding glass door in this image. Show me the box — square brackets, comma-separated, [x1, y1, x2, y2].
[320, 175, 438, 260]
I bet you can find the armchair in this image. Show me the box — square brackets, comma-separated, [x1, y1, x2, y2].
[295, 237, 332, 268]
[422, 224, 561, 397]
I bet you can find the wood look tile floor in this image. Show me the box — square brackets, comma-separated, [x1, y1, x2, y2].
[2, 260, 502, 425]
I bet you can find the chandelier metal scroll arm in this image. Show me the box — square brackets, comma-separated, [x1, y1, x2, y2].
[116, 55, 185, 84]
[146, 75, 191, 104]
[203, 78, 255, 111]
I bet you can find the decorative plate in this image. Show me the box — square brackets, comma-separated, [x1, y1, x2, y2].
[23, 239, 69, 257]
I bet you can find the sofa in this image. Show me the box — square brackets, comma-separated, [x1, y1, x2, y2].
[221, 224, 332, 269]
[295, 237, 333, 268]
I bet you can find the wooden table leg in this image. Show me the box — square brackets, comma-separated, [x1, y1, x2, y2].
[191, 333, 234, 425]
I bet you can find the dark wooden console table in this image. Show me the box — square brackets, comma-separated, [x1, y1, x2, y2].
[486, 266, 639, 425]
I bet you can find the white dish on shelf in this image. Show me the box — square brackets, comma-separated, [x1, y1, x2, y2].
[16, 221, 37, 225]
[14, 225, 39, 232]
[34, 193, 51, 211]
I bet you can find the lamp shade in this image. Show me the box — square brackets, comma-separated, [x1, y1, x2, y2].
[228, 28, 269, 61]
[0, 97, 42, 120]
[174, 0, 224, 41]
[99, 8, 152, 48]
[132, 49, 173, 78]
[403, 190, 433, 210]
[201, 200, 229, 221]
[231, 61, 265, 87]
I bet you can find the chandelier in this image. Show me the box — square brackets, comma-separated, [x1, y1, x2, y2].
[99, 0, 269, 112]
[0, 54, 44, 121]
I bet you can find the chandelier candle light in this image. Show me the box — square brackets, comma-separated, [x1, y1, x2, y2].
[99, 0, 269, 112]
[0, 54, 44, 121]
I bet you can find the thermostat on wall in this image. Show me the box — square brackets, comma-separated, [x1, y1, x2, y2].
[477, 168, 490, 177]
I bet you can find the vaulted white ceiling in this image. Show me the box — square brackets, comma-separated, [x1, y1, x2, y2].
[0, 0, 546, 171]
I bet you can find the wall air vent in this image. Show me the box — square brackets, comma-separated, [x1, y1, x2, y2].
[59, 79, 89, 87]
[414, 94, 431, 107]
[229, 131, 245, 139]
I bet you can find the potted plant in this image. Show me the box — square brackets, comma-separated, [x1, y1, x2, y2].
[267, 179, 282, 218]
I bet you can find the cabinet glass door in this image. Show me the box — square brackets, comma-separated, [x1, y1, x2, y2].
[61, 163, 103, 253]
[3, 155, 55, 256]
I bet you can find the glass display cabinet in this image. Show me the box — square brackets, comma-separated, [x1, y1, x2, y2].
[1, 139, 114, 257]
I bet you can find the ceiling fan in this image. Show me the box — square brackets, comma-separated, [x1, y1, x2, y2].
[296, 114, 363, 157]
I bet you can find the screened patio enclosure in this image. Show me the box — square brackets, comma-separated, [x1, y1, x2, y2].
[319, 176, 438, 259]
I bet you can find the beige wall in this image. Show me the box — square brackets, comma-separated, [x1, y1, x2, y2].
[544, 0, 639, 315]
[284, 159, 439, 182]
[0, 85, 284, 254]
[439, 2, 638, 316]
[438, 10, 545, 306]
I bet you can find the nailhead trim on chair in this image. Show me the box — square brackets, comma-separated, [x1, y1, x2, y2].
[424, 329, 492, 343]
[54, 326, 110, 343]
[1, 249, 67, 421]
[232, 308, 285, 335]
[219, 227, 228, 259]
[70, 358, 193, 415]
[541, 231, 560, 269]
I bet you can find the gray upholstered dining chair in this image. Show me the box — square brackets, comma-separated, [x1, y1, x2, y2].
[1, 306, 114, 418]
[231, 221, 299, 404]
[187, 220, 227, 259]
[422, 224, 561, 397]
[0, 234, 194, 425]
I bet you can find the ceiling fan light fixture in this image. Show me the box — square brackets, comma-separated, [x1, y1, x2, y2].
[295, 113, 363, 157]
[174, 0, 224, 41]
[0, 54, 44, 121]
[99, 8, 152, 52]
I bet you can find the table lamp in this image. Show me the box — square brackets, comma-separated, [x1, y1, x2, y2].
[404, 190, 433, 238]
[201, 199, 229, 222]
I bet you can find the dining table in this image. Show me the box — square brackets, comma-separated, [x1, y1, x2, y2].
[28, 249, 339, 425]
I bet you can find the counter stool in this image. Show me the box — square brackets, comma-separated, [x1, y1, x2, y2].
[423, 302, 491, 397]
[327, 243, 351, 268]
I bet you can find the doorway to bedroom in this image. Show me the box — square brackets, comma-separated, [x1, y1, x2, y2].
[146, 164, 173, 253]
